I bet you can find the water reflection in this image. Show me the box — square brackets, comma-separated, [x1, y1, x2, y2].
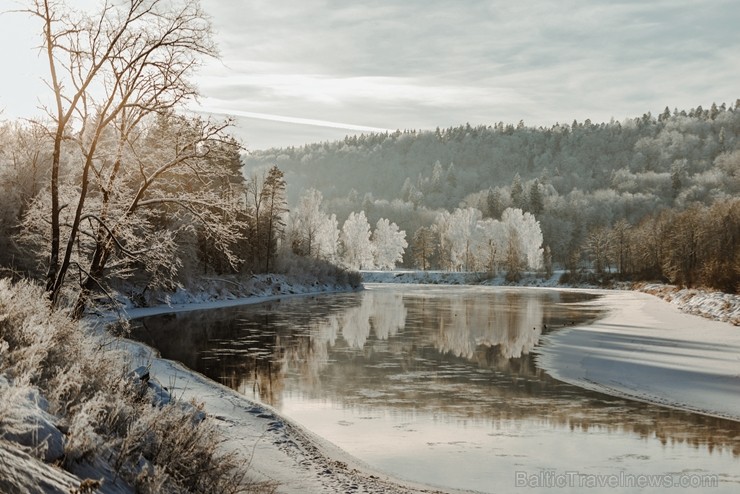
[131, 286, 740, 462]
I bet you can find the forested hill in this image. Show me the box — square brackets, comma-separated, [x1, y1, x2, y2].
[246, 103, 738, 214]
[244, 102, 739, 282]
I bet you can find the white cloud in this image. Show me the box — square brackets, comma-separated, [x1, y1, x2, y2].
[2, 0, 739, 149]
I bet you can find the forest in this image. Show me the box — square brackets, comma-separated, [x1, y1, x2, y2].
[0, 0, 362, 319]
[245, 104, 740, 292]
[1, 0, 738, 307]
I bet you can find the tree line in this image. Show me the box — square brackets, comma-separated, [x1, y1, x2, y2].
[246, 102, 739, 292]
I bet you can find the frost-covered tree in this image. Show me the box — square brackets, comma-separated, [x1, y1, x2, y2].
[486, 187, 504, 219]
[19, 0, 239, 314]
[340, 211, 374, 270]
[372, 218, 408, 270]
[470, 218, 505, 273]
[436, 208, 481, 271]
[430, 161, 444, 193]
[510, 174, 525, 210]
[504, 226, 524, 281]
[288, 188, 339, 262]
[584, 227, 612, 274]
[20, 114, 244, 315]
[260, 165, 288, 272]
[501, 208, 544, 271]
[528, 180, 544, 215]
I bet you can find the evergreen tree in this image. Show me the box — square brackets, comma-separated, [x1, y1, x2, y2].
[486, 187, 503, 219]
[446, 162, 457, 188]
[510, 174, 525, 210]
[260, 165, 288, 272]
[528, 180, 544, 215]
[431, 161, 444, 193]
[412, 226, 437, 270]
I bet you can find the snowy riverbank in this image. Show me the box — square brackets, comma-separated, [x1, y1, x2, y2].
[119, 337, 455, 494]
[119, 280, 740, 493]
[361, 270, 740, 325]
[5, 275, 737, 493]
[535, 289, 740, 421]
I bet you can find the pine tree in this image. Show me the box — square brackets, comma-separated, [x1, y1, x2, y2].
[510, 174, 525, 210]
[486, 188, 503, 219]
[412, 226, 437, 270]
[260, 165, 288, 272]
[528, 180, 544, 215]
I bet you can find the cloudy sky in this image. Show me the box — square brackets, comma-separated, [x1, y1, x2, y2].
[1, 0, 738, 150]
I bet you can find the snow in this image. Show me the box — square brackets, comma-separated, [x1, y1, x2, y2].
[637, 283, 740, 325]
[535, 289, 740, 421]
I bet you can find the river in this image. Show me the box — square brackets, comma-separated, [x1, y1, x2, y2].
[130, 285, 740, 493]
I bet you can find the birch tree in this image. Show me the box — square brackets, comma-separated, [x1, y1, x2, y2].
[288, 188, 339, 261]
[501, 208, 544, 271]
[372, 218, 407, 270]
[340, 211, 374, 270]
[435, 207, 481, 271]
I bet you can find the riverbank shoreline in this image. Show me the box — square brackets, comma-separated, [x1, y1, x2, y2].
[534, 289, 740, 422]
[112, 278, 739, 492]
[112, 278, 459, 494]
[360, 270, 740, 325]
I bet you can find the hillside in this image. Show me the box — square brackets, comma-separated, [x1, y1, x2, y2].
[244, 103, 740, 288]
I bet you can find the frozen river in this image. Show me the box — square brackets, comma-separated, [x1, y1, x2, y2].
[131, 285, 740, 493]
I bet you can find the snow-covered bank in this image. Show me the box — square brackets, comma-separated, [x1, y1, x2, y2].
[535, 289, 740, 421]
[114, 274, 360, 321]
[360, 269, 560, 287]
[361, 270, 486, 285]
[121, 339, 455, 494]
[637, 283, 740, 326]
[105, 273, 360, 317]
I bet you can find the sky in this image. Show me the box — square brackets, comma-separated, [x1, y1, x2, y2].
[0, 0, 738, 150]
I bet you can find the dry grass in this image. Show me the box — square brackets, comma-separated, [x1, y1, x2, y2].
[0, 278, 276, 493]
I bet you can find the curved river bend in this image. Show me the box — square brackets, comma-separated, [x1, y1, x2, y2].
[131, 285, 740, 493]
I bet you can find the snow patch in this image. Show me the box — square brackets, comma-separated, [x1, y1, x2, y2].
[536, 289, 740, 421]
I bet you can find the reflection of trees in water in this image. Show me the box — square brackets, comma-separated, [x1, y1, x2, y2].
[423, 292, 544, 361]
[132, 289, 740, 458]
[339, 291, 407, 348]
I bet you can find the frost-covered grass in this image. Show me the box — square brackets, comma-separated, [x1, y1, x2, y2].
[636, 283, 740, 326]
[0, 278, 275, 493]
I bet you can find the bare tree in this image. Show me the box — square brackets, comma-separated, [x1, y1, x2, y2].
[412, 226, 436, 271]
[21, 0, 242, 314]
[584, 227, 611, 274]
